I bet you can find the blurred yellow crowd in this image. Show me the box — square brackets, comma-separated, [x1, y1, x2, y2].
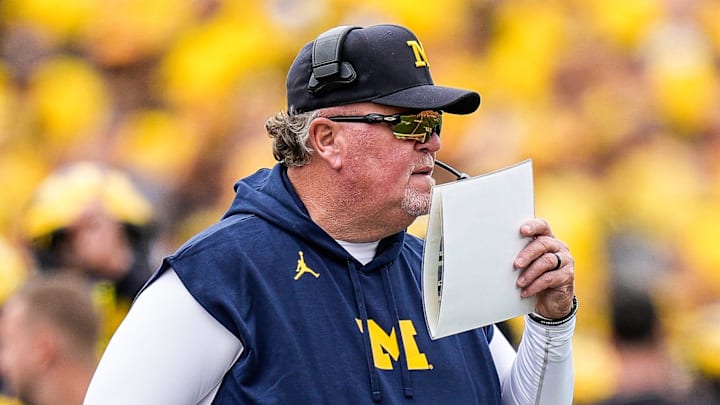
[1, 0, 719, 403]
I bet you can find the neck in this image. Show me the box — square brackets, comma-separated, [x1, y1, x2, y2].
[288, 166, 413, 242]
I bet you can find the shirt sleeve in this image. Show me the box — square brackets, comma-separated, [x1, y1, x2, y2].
[490, 317, 575, 405]
[84, 269, 243, 405]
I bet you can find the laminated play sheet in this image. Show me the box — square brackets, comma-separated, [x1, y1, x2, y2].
[423, 160, 536, 339]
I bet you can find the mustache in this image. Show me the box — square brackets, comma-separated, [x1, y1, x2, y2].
[412, 157, 436, 174]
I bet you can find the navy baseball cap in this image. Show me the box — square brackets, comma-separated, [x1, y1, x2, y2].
[286, 24, 481, 115]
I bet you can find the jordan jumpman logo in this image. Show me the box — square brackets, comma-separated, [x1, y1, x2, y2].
[294, 251, 320, 280]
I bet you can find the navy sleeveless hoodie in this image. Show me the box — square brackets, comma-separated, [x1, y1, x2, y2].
[149, 164, 502, 404]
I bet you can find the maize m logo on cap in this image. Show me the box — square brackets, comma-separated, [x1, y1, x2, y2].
[406, 40, 429, 67]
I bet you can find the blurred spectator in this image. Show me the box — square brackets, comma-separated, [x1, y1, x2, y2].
[0, 238, 27, 318]
[682, 303, 720, 402]
[0, 274, 99, 405]
[0, 238, 28, 404]
[595, 287, 715, 405]
[21, 161, 157, 347]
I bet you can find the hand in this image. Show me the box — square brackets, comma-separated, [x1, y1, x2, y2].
[514, 218, 575, 319]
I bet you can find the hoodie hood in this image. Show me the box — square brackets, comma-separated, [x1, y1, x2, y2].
[222, 163, 405, 271]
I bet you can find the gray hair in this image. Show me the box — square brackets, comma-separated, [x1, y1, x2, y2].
[265, 110, 320, 167]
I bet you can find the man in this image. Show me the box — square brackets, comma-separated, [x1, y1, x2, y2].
[22, 162, 157, 348]
[0, 275, 100, 405]
[84, 24, 576, 404]
[23, 161, 156, 301]
[596, 287, 713, 405]
[0, 237, 28, 405]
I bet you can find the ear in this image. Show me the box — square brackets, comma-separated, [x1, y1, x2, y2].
[309, 118, 344, 170]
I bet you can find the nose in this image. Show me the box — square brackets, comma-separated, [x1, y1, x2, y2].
[417, 132, 440, 153]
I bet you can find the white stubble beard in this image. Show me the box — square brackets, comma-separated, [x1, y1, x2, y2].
[401, 177, 435, 217]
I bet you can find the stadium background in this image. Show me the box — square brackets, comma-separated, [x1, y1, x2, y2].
[0, 0, 719, 403]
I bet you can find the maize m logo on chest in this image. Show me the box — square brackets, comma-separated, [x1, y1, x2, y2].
[356, 319, 432, 370]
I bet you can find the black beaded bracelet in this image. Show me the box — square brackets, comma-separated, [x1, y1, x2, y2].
[528, 295, 579, 326]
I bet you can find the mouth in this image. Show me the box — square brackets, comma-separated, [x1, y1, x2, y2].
[412, 159, 435, 176]
[412, 165, 434, 176]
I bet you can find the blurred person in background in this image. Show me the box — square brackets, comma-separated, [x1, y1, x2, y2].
[21, 161, 157, 347]
[85, 24, 576, 404]
[0, 238, 28, 405]
[681, 303, 720, 404]
[0, 274, 100, 405]
[595, 287, 716, 405]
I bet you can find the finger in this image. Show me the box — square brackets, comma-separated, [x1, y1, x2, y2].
[551, 252, 562, 271]
[520, 218, 553, 238]
[517, 251, 567, 288]
[514, 235, 567, 269]
[520, 264, 574, 299]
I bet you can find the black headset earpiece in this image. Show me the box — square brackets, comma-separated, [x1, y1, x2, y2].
[308, 25, 361, 94]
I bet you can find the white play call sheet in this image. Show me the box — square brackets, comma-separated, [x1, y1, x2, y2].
[423, 159, 536, 339]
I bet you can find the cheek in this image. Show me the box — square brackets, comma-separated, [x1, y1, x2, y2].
[343, 127, 413, 185]
[346, 153, 409, 190]
[376, 151, 413, 185]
